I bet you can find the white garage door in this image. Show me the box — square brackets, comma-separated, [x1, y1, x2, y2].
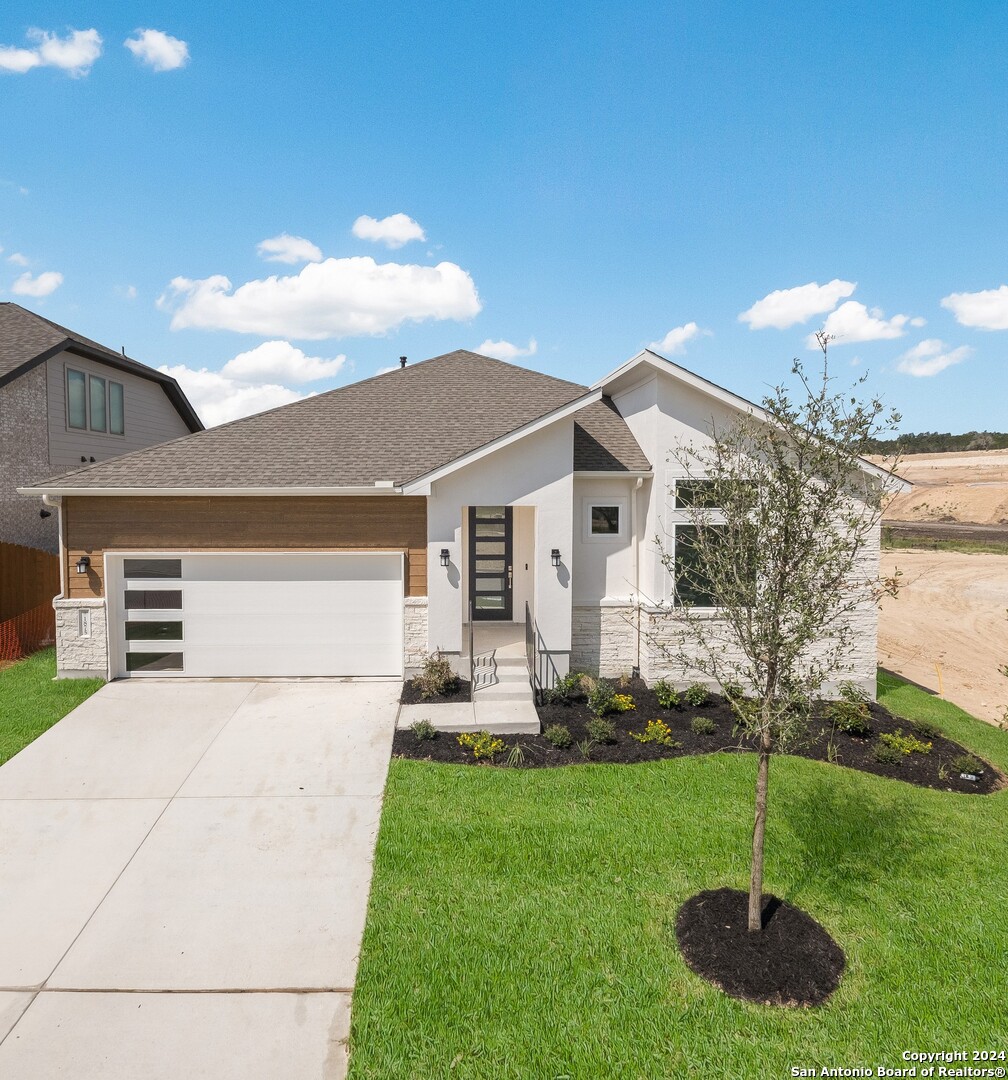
[106, 552, 404, 678]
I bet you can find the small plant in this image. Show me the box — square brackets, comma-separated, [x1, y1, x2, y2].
[827, 699, 872, 737]
[880, 729, 932, 755]
[632, 718, 681, 748]
[684, 682, 710, 708]
[587, 680, 617, 718]
[910, 718, 944, 740]
[611, 693, 636, 713]
[457, 730, 504, 761]
[617, 670, 631, 689]
[586, 716, 617, 744]
[838, 680, 869, 705]
[951, 753, 984, 776]
[410, 718, 437, 742]
[722, 681, 745, 704]
[544, 723, 573, 749]
[415, 650, 460, 699]
[505, 742, 526, 768]
[873, 742, 904, 767]
[653, 679, 680, 709]
[826, 736, 840, 764]
[937, 758, 951, 782]
[690, 716, 716, 736]
[543, 671, 586, 706]
[577, 738, 595, 760]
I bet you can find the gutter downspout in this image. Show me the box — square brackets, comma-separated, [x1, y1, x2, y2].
[43, 494, 65, 600]
[631, 477, 643, 676]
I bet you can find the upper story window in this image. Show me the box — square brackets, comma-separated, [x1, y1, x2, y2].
[66, 367, 125, 436]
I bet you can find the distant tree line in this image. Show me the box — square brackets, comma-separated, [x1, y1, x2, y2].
[863, 431, 1008, 454]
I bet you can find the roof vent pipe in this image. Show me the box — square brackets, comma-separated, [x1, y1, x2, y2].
[399, 356, 407, 368]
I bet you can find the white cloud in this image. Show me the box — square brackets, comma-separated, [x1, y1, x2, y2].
[158, 363, 308, 428]
[895, 339, 972, 378]
[352, 213, 426, 249]
[124, 29, 189, 72]
[941, 285, 1008, 331]
[649, 322, 707, 355]
[158, 256, 481, 339]
[808, 301, 917, 347]
[739, 279, 856, 330]
[221, 340, 346, 384]
[476, 337, 537, 361]
[256, 233, 323, 265]
[7, 252, 29, 266]
[0, 28, 102, 77]
[11, 270, 63, 297]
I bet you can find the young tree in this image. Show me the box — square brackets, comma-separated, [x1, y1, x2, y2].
[655, 334, 903, 933]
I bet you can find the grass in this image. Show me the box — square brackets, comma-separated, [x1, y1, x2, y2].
[348, 673, 1008, 1078]
[882, 534, 1008, 556]
[0, 647, 104, 766]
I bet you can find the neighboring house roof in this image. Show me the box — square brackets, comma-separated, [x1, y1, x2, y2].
[24, 350, 650, 494]
[0, 302, 203, 433]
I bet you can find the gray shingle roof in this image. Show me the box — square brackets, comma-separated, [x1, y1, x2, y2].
[574, 398, 651, 472]
[30, 350, 650, 490]
[0, 302, 202, 431]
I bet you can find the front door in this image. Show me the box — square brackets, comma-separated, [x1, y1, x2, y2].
[468, 505, 513, 621]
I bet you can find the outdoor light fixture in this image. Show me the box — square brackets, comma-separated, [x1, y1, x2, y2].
[75, 556, 91, 574]
[551, 548, 561, 567]
[440, 548, 450, 567]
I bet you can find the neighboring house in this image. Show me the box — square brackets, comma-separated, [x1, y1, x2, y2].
[0, 303, 202, 553]
[20, 349, 903, 693]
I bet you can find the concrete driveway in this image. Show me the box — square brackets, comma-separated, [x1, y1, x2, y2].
[0, 678, 400, 1079]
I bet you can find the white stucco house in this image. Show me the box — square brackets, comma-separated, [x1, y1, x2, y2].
[20, 348, 902, 695]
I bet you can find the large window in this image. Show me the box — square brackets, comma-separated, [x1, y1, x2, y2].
[673, 524, 724, 607]
[66, 367, 125, 435]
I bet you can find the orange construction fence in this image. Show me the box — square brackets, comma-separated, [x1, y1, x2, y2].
[0, 601, 56, 664]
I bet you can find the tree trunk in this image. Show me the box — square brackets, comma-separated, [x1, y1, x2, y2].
[748, 737, 771, 932]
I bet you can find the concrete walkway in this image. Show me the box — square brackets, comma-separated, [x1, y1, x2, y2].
[0, 678, 400, 1079]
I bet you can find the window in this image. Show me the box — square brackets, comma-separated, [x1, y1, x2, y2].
[109, 381, 125, 435]
[124, 589, 183, 610]
[126, 652, 183, 673]
[582, 497, 627, 541]
[124, 558, 182, 579]
[673, 524, 723, 607]
[125, 621, 183, 641]
[67, 369, 87, 429]
[591, 505, 620, 534]
[674, 479, 721, 509]
[89, 375, 107, 432]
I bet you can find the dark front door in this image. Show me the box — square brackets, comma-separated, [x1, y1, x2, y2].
[468, 505, 513, 621]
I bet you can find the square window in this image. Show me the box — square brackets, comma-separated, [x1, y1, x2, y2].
[89, 375, 107, 432]
[591, 505, 620, 534]
[109, 382, 125, 435]
[67, 369, 87, 429]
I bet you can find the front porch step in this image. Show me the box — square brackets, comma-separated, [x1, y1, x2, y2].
[397, 700, 540, 735]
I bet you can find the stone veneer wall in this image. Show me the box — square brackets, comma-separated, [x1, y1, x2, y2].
[403, 596, 429, 674]
[571, 603, 639, 677]
[54, 597, 108, 678]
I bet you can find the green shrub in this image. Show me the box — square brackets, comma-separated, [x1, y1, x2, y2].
[684, 682, 710, 708]
[722, 681, 745, 703]
[631, 719, 681, 748]
[653, 679, 680, 709]
[951, 753, 985, 776]
[544, 723, 573, 749]
[415, 650, 460, 699]
[587, 680, 617, 718]
[911, 718, 944, 740]
[880, 729, 932, 755]
[838, 680, 870, 705]
[873, 743, 904, 767]
[586, 716, 617, 744]
[827, 699, 872, 737]
[457, 730, 504, 760]
[690, 716, 716, 736]
[611, 693, 635, 713]
[543, 671, 585, 706]
[410, 719, 437, 742]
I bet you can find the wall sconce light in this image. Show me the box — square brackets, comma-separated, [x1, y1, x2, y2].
[551, 548, 561, 567]
[75, 555, 91, 575]
[440, 548, 450, 567]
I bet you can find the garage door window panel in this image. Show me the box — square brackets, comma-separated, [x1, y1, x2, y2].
[125, 620, 183, 642]
[125, 589, 183, 610]
[124, 558, 181, 579]
[126, 652, 184, 673]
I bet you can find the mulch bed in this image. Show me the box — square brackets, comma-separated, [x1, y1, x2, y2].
[393, 677, 1001, 794]
[675, 888, 845, 1007]
[399, 677, 471, 705]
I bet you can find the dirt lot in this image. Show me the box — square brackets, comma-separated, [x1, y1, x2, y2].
[879, 549, 1007, 725]
[872, 448, 1008, 526]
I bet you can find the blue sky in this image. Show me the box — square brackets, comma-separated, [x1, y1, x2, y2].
[2, 3, 1006, 429]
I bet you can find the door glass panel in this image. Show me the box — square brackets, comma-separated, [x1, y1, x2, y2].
[125, 589, 182, 610]
[474, 596, 504, 609]
[475, 541, 505, 555]
[475, 522, 506, 537]
[123, 558, 182, 579]
[126, 651, 183, 672]
[125, 621, 183, 641]
[475, 577, 504, 591]
[474, 506, 505, 519]
[475, 558, 505, 572]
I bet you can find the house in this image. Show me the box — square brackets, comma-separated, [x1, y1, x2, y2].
[19, 348, 901, 694]
[0, 303, 202, 553]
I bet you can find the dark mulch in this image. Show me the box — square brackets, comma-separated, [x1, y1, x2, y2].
[393, 676, 1001, 794]
[675, 888, 845, 1007]
[399, 678, 471, 705]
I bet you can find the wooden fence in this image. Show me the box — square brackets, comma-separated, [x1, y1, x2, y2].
[0, 542, 61, 622]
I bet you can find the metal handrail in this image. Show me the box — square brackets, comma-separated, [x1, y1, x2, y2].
[468, 601, 475, 702]
[525, 601, 541, 703]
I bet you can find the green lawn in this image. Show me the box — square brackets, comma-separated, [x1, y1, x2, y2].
[349, 673, 1008, 1079]
[0, 647, 104, 766]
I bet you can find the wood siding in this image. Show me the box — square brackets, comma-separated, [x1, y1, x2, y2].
[0, 541, 60, 620]
[64, 495, 427, 599]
